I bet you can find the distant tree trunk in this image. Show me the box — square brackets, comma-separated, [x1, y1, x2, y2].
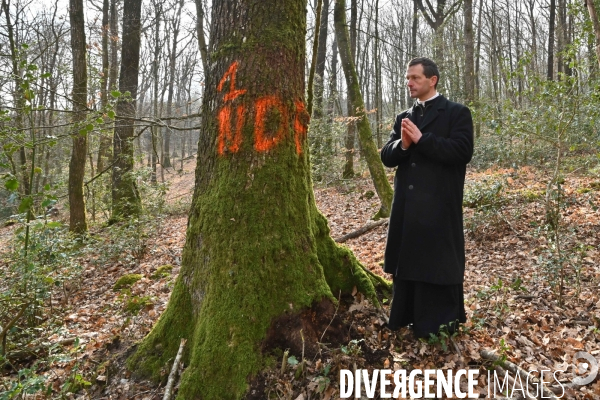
[343, 0, 357, 178]
[313, 0, 329, 119]
[374, 0, 382, 148]
[128, 1, 384, 398]
[307, 0, 323, 117]
[162, 0, 184, 169]
[97, 0, 119, 173]
[68, 0, 88, 233]
[547, 0, 556, 80]
[111, 0, 142, 220]
[335, 0, 393, 217]
[194, 0, 209, 74]
[1, 0, 29, 196]
[464, 0, 475, 103]
[411, 0, 418, 56]
[586, 0, 600, 69]
[150, 0, 161, 184]
[97, 0, 111, 174]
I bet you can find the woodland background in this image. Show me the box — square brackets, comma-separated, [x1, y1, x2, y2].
[1, 0, 600, 398]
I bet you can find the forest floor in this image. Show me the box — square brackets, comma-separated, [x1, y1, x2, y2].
[1, 158, 600, 399]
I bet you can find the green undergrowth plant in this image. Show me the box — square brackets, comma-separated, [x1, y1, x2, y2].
[463, 177, 509, 240]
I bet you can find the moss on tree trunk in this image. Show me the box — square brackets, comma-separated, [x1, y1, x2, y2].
[128, 1, 389, 398]
[334, 0, 393, 218]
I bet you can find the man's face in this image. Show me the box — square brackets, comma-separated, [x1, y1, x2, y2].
[405, 64, 437, 100]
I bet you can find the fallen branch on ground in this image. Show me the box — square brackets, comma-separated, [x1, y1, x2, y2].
[334, 219, 388, 243]
[163, 338, 187, 400]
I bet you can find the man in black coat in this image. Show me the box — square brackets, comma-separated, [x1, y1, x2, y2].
[380, 57, 474, 338]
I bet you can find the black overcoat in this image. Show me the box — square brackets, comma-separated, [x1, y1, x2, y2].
[380, 95, 474, 285]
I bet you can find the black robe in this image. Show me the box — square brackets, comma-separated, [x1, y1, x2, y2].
[380, 95, 473, 337]
[380, 95, 474, 284]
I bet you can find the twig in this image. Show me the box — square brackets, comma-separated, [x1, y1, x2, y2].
[481, 350, 558, 400]
[334, 218, 388, 243]
[163, 338, 187, 400]
[320, 291, 342, 343]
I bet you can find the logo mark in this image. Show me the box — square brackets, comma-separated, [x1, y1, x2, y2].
[572, 351, 598, 386]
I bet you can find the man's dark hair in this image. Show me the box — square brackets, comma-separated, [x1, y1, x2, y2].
[408, 57, 440, 88]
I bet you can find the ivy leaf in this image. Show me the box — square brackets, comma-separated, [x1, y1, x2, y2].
[110, 90, 121, 98]
[18, 196, 33, 213]
[86, 124, 94, 131]
[287, 355, 299, 366]
[107, 110, 115, 119]
[5, 177, 19, 191]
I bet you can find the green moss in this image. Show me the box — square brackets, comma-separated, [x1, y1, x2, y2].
[124, 295, 153, 315]
[150, 264, 173, 279]
[113, 273, 143, 291]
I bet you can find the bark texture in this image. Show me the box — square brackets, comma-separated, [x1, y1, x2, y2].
[334, 0, 393, 217]
[128, 1, 384, 398]
[587, 0, 600, 69]
[68, 0, 88, 233]
[111, 0, 142, 220]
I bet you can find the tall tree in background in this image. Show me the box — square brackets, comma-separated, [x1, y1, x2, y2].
[68, 0, 88, 233]
[586, 0, 600, 68]
[111, 0, 142, 220]
[162, 0, 185, 168]
[548, 0, 556, 80]
[335, 0, 393, 217]
[464, 0, 475, 103]
[313, 0, 329, 119]
[342, 0, 357, 178]
[128, 0, 384, 398]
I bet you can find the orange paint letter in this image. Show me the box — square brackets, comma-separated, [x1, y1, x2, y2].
[254, 96, 288, 152]
[217, 61, 247, 102]
[293, 100, 309, 154]
[217, 105, 245, 155]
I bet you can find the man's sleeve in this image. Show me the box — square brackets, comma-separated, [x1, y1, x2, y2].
[414, 105, 474, 165]
[381, 114, 412, 168]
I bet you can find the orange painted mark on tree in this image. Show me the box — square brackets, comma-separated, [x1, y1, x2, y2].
[217, 105, 245, 155]
[254, 96, 288, 152]
[217, 61, 248, 155]
[216, 61, 309, 156]
[293, 100, 309, 154]
[217, 61, 247, 102]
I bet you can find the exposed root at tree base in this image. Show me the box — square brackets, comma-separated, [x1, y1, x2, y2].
[261, 298, 349, 359]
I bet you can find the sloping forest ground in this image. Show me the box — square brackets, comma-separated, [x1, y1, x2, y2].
[1, 158, 600, 399]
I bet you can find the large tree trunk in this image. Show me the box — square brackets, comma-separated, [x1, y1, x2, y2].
[334, 0, 393, 217]
[586, 0, 600, 69]
[68, 0, 88, 233]
[111, 0, 142, 220]
[128, 1, 386, 398]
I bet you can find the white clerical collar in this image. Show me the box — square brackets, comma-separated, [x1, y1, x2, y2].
[417, 92, 439, 106]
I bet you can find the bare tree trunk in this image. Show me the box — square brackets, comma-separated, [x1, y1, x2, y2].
[97, 0, 119, 173]
[162, 0, 185, 169]
[68, 0, 88, 233]
[464, 0, 475, 103]
[313, 0, 329, 119]
[548, 0, 556, 80]
[111, 0, 142, 220]
[1, 0, 29, 195]
[194, 0, 209, 74]
[586, 0, 600, 69]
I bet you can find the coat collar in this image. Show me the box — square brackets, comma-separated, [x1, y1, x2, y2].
[406, 95, 447, 130]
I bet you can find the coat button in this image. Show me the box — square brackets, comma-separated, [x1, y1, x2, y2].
[411, 163, 416, 167]
[409, 185, 414, 190]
